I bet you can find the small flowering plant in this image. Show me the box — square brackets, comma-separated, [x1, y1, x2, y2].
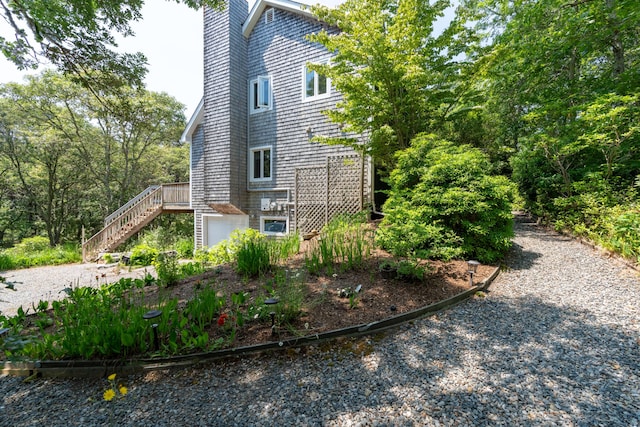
[103, 373, 128, 402]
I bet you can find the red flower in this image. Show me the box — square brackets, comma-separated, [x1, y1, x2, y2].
[217, 313, 228, 327]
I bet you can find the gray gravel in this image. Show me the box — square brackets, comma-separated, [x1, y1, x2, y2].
[0, 263, 155, 317]
[1, 215, 639, 426]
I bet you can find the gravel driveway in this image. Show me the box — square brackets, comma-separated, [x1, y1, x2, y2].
[1, 263, 155, 317]
[1, 215, 639, 426]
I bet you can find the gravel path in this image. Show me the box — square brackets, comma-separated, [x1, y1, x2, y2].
[0, 263, 155, 317]
[1, 215, 639, 426]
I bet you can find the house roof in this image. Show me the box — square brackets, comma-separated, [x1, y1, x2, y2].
[180, 97, 204, 143]
[242, 0, 316, 37]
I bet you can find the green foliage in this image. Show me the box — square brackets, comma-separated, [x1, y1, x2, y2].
[263, 269, 307, 325]
[129, 244, 158, 266]
[304, 212, 373, 275]
[309, 0, 475, 172]
[176, 238, 194, 259]
[1, 72, 190, 247]
[195, 229, 300, 276]
[376, 134, 515, 263]
[0, 238, 81, 270]
[13, 236, 50, 253]
[235, 234, 271, 278]
[153, 253, 181, 287]
[128, 214, 194, 252]
[395, 258, 430, 282]
[1, 0, 224, 93]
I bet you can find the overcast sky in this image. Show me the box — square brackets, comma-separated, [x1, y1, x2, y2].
[0, 0, 343, 117]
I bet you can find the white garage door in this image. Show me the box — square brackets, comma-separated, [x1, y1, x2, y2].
[204, 214, 249, 248]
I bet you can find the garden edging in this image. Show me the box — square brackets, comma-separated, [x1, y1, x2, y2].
[1, 266, 500, 378]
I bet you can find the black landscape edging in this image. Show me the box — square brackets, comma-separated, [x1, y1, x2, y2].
[1, 266, 500, 378]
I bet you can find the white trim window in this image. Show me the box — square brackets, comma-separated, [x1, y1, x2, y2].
[250, 75, 272, 113]
[261, 216, 288, 236]
[250, 146, 272, 182]
[303, 64, 330, 100]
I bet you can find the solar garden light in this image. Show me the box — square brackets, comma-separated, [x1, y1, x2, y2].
[143, 309, 163, 350]
[264, 298, 279, 336]
[467, 260, 480, 286]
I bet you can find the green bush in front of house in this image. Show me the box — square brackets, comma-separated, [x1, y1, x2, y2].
[376, 134, 515, 263]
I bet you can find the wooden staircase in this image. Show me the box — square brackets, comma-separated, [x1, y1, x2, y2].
[82, 183, 192, 262]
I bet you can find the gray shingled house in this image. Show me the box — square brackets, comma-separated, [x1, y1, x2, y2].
[82, 0, 372, 260]
[181, 0, 372, 249]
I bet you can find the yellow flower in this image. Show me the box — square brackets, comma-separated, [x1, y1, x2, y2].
[108, 373, 116, 381]
[103, 389, 116, 401]
[119, 385, 128, 396]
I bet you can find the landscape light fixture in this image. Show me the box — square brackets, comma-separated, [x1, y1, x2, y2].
[143, 309, 163, 350]
[467, 260, 480, 286]
[264, 298, 279, 336]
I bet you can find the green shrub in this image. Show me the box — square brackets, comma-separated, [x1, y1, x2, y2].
[175, 238, 194, 259]
[0, 238, 80, 269]
[376, 134, 515, 263]
[0, 253, 15, 270]
[14, 236, 50, 253]
[129, 244, 159, 266]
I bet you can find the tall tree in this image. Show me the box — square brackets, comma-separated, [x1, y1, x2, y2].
[0, 0, 224, 91]
[462, 0, 640, 203]
[0, 90, 87, 246]
[309, 0, 477, 172]
[0, 72, 188, 245]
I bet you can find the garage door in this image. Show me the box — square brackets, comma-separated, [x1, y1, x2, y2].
[204, 214, 249, 247]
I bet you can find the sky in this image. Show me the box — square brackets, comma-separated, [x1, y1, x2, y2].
[0, 0, 343, 118]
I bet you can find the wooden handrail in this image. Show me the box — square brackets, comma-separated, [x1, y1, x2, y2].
[82, 183, 191, 262]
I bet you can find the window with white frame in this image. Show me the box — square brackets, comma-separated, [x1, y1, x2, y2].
[261, 216, 288, 236]
[250, 146, 272, 181]
[303, 64, 330, 100]
[250, 76, 272, 113]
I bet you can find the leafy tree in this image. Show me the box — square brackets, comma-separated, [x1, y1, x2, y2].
[0, 79, 89, 246]
[376, 134, 515, 263]
[0, 72, 188, 246]
[309, 0, 478, 172]
[463, 0, 639, 203]
[0, 0, 224, 91]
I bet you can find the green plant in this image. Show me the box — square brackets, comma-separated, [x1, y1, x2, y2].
[175, 238, 194, 258]
[154, 252, 180, 287]
[305, 212, 373, 275]
[349, 293, 359, 309]
[0, 238, 81, 269]
[376, 134, 515, 263]
[235, 234, 271, 278]
[395, 258, 429, 282]
[263, 268, 306, 325]
[129, 244, 159, 266]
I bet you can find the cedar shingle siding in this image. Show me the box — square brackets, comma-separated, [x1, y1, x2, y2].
[191, 0, 371, 248]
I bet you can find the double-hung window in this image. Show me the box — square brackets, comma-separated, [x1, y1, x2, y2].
[250, 76, 272, 113]
[250, 146, 272, 182]
[303, 64, 330, 100]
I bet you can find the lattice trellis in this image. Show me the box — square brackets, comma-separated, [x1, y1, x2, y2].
[295, 154, 364, 235]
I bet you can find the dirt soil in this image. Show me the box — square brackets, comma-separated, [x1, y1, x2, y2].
[143, 247, 496, 349]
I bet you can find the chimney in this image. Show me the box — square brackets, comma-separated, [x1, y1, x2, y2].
[202, 0, 249, 209]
